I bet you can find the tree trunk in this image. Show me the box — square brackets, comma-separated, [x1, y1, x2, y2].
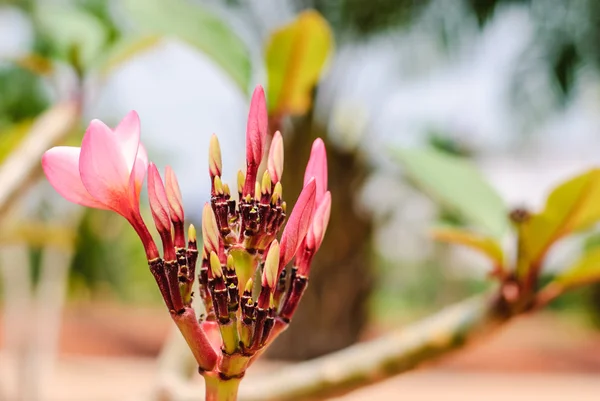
[266, 115, 374, 360]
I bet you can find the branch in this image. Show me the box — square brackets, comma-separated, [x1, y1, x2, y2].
[0, 101, 80, 217]
[237, 294, 508, 401]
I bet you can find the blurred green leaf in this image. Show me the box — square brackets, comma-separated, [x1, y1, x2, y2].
[98, 35, 163, 76]
[523, 169, 600, 266]
[554, 247, 600, 289]
[431, 227, 504, 267]
[34, 5, 109, 71]
[395, 148, 507, 237]
[121, 0, 250, 92]
[0, 66, 49, 129]
[265, 10, 333, 116]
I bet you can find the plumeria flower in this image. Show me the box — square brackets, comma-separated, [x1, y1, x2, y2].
[41, 85, 331, 397]
[42, 111, 158, 259]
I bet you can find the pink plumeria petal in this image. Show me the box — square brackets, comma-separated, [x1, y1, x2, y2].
[79, 119, 130, 215]
[42, 146, 109, 210]
[114, 110, 141, 172]
[303, 138, 328, 204]
[306, 191, 331, 251]
[279, 178, 317, 272]
[147, 163, 171, 234]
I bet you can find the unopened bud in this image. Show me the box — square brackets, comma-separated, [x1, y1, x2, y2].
[237, 170, 245, 195]
[262, 240, 280, 289]
[209, 251, 223, 278]
[147, 163, 171, 234]
[223, 183, 231, 197]
[214, 176, 224, 196]
[273, 182, 282, 202]
[268, 131, 284, 184]
[261, 170, 272, 196]
[202, 203, 219, 254]
[209, 134, 222, 178]
[226, 254, 235, 271]
[244, 277, 254, 294]
[254, 181, 261, 201]
[165, 166, 184, 224]
[306, 191, 332, 251]
[188, 224, 197, 243]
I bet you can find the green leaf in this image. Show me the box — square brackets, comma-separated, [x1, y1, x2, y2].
[97, 35, 163, 76]
[522, 169, 600, 266]
[395, 148, 507, 237]
[120, 0, 251, 92]
[431, 227, 504, 267]
[265, 10, 333, 116]
[35, 5, 109, 70]
[554, 247, 600, 289]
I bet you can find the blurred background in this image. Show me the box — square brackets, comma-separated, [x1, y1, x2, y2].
[2, 0, 600, 400]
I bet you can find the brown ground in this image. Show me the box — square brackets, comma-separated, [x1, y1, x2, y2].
[2, 304, 600, 400]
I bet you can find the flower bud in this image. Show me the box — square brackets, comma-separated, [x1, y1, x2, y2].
[268, 131, 284, 184]
[306, 191, 331, 251]
[303, 138, 328, 203]
[244, 85, 268, 196]
[209, 134, 222, 178]
[202, 203, 219, 255]
[279, 178, 317, 272]
[147, 163, 171, 235]
[262, 240, 280, 289]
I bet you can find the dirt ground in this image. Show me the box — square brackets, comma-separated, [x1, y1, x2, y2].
[2, 304, 600, 400]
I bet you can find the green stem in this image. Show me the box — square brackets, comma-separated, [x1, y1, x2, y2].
[229, 248, 257, 294]
[204, 373, 242, 401]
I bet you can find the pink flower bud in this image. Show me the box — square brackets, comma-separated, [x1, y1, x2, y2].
[165, 166, 184, 224]
[279, 178, 317, 273]
[306, 191, 331, 251]
[147, 163, 171, 235]
[268, 131, 284, 184]
[244, 85, 268, 196]
[303, 138, 328, 204]
[202, 203, 220, 255]
[262, 240, 280, 288]
[209, 134, 222, 178]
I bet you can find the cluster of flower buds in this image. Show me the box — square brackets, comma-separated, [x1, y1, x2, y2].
[41, 84, 330, 376]
[202, 85, 331, 358]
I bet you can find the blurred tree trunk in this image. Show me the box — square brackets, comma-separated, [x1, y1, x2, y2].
[266, 114, 374, 360]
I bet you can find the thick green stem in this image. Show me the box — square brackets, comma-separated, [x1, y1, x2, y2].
[238, 294, 509, 401]
[230, 248, 257, 294]
[204, 373, 242, 401]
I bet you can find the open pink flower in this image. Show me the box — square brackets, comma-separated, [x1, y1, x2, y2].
[42, 111, 157, 258]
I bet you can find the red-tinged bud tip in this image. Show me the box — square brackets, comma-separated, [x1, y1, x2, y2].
[202, 203, 219, 255]
[303, 138, 328, 204]
[268, 131, 284, 184]
[306, 191, 332, 251]
[262, 240, 280, 288]
[209, 134, 222, 178]
[246, 85, 268, 168]
[279, 178, 317, 272]
[147, 163, 171, 234]
[165, 166, 184, 223]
